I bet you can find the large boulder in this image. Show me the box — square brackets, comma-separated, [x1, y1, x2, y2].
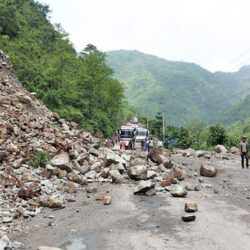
[170, 186, 187, 197]
[230, 146, 239, 154]
[214, 145, 228, 154]
[196, 150, 205, 157]
[109, 169, 124, 184]
[163, 166, 185, 181]
[0, 233, 12, 250]
[147, 148, 173, 168]
[49, 152, 72, 172]
[185, 202, 198, 212]
[103, 152, 126, 167]
[130, 158, 147, 166]
[181, 148, 196, 157]
[88, 148, 103, 158]
[127, 165, 147, 180]
[134, 180, 155, 194]
[200, 165, 217, 177]
[90, 162, 102, 173]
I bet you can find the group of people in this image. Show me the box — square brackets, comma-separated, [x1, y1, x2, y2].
[104, 137, 114, 148]
[140, 137, 170, 152]
[141, 137, 154, 152]
[157, 138, 170, 149]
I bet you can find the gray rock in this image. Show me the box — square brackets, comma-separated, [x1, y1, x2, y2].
[134, 180, 155, 194]
[109, 169, 124, 183]
[89, 148, 102, 158]
[110, 162, 125, 173]
[128, 165, 147, 180]
[85, 170, 97, 179]
[202, 184, 213, 188]
[145, 188, 156, 196]
[147, 148, 172, 168]
[196, 150, 205, 157]
[200, 165, 217, 177]
[214, 145, 228, 154]
[182, 215, 196, 222]
[147, 170, 157, 179]
[163, 167, 185, 181]
[121, 153, 131, 162]
[185, 202, 198, 212]
[230, 146, 239, 154]
[170, 186, 187, 197]
[100, 168, 109, 178]
[0, 234, 12, 249]
[130, 158, 147, 166]
[90, 162, 102, 173]
[185, 183, 196, 191]
[104, 152, 126, 167]
[50, 152, 72, 172]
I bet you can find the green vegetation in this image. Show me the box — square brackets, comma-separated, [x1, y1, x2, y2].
[0, 0, 124, 136]
[221, 95, 250, 124]
[26, 150, 51, 168]
[106, 50, 250, 126]
[143, 113, 242, 150]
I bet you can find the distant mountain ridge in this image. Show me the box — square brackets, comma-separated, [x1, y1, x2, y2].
[106, 50, 250, 126]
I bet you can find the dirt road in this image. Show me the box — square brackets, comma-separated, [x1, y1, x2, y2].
[12, 155, 250, 250]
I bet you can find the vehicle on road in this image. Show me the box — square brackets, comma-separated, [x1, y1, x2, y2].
[135, 127, 149, 148]
[119, 124, 136, 150]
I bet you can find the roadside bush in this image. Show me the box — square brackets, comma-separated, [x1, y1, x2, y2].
[26, 150, 51, 168]
[206, 123, 228, 146]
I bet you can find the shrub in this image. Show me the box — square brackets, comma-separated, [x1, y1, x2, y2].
[206, 123, 228, 146]
[26, 150, 51, 168]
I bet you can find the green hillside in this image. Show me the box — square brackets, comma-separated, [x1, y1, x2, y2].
[0, 0, 124, 136]
[221, 94, 250, 124]
[106, 50, 250, 126]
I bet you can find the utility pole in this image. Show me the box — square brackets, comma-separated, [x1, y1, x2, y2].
[162, 112, 165, 142]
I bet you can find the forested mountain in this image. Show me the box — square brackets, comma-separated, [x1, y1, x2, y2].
[106, 50, 250, 126]
[220, 94, 250, 124]
[0, 0, 124, 136]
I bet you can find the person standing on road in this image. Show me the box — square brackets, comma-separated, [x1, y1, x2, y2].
[163, 138, 169, 149]
[148, 137, 154, 152]
[239, 136, 249, 169]
[141, 139, 144, 150]
[157, 138, 163, 148]
[144, 138, 149, 152]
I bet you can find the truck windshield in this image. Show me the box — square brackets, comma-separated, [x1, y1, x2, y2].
[120, 130, 133, 138]
[137, 130, 147, 136]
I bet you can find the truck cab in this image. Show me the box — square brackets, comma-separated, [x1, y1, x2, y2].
[135, 128, 149, 147]
[119, 124, 136, 149]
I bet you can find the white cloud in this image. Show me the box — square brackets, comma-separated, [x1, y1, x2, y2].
[40, 0, 250, 72]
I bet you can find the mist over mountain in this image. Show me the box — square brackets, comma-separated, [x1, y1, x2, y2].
[106, 50, 250, 126]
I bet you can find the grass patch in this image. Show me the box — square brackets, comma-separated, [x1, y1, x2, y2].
[26, 150, 51, 168]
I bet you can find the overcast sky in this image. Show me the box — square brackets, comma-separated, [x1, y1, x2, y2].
[40, 0, 250, 72]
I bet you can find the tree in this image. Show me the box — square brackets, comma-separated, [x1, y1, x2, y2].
[186, 119, 205, 149]
[207, 123, 228, 146]
[0, 1, 124, 137]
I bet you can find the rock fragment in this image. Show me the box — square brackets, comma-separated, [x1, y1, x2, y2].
[200, 165, 217, 177]
[185, 202, 198, 212]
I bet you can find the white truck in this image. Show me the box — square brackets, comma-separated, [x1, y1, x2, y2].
[135, 127, 149, 148]
[119, 124, 136, 149]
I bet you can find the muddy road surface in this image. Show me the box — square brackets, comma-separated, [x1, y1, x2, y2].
[12, 154, 250, 250]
